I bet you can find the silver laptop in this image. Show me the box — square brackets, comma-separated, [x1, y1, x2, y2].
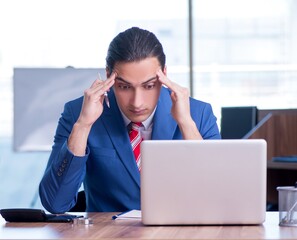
[140, 139, 267, 225]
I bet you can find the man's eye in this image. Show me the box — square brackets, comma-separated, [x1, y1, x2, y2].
[118, 84, 130, 90]
[144, 84, 155, 90]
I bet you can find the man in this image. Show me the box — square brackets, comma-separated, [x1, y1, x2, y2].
[39, 27, 221, 213]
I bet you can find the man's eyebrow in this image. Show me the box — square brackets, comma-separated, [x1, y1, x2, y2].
[115, 77, 131, 85]
[142, 76, 158, 85]
[115, 76, 157, 85]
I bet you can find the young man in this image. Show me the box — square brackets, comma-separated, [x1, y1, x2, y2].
[39, 27, 221, 213]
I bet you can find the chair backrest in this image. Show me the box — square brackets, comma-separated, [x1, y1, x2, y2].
[220, 106, 258, 139]
[69, 191, 86, 212]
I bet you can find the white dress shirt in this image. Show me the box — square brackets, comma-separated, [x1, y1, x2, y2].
[119, 108, 156, 140]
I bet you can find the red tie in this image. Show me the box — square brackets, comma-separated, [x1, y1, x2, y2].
[129, 122, 143, 171]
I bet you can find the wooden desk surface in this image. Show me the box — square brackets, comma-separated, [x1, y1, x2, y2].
[1, 212, 297, 239]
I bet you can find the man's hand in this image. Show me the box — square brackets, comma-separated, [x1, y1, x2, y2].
[156, 69, 202, 140]
[68, 72, 116, 156]
[77, 72, 116, 127]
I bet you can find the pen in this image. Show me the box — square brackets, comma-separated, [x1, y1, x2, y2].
[98, 73, 110, 108]
[111, 210, 130, 220]
[111, 210, 141, 220]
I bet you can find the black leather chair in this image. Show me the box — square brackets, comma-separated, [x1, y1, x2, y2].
[69, 191, 86, 212]
[220, 106, 258, 139]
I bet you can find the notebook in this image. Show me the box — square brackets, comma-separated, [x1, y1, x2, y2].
[140, 139, 267, 225]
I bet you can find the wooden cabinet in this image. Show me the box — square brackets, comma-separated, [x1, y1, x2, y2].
[245, 109, 297, 208]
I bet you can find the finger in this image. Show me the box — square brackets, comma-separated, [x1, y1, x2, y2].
[157, 69, 180, 92]
[109, 71, 117, 80]
[91, 72, 115, 92]
[84, 83, 106, 104]
[90, 79, 101, 88]
[91, 84, 110, 99]
[106, 72, 116, 90]
[102, 72, 116, 92]
[99, 72, 116, 88]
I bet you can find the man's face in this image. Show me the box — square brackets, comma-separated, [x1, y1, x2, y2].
[113, 57, 164, 123]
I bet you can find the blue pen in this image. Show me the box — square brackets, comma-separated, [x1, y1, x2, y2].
[112, 212, 125, 220]
[98, 73, 110, 108]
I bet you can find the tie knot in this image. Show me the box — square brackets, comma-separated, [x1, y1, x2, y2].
[131, 122, 142, 131]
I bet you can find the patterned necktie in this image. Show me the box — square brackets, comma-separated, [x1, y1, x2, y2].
[129, 122, 143, 171]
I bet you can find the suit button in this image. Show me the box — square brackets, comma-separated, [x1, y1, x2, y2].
[63, 159, 68, 164]
[57, 171, 62, 176]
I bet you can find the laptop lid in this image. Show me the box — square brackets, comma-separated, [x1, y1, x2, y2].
[140, 139, 267, 225]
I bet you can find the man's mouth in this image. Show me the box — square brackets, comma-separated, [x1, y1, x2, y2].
[130, 109, 146, 115]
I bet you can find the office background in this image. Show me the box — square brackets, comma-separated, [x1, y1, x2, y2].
[0, 0, 297, 209]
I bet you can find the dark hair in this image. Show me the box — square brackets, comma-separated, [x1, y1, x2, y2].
[106, 27, 166, 74]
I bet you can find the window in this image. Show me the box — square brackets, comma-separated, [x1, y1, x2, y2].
[192, 0, 297, 123]
[0, 0, 189, 138]
[0, 0, 188, 208]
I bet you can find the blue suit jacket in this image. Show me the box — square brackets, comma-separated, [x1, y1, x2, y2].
[39, 87, 221, 213]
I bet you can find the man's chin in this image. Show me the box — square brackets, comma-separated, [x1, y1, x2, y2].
[126, 110, 149, 122]
[129, 117, 146, 123]
[128, 114, 149, 123]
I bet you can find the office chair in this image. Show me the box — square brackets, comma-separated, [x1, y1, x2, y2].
[220, 106, 258, 139]
[69, 191, 86, 212]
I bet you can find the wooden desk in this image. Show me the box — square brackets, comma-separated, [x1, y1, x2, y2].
[1, 212, 297, 239]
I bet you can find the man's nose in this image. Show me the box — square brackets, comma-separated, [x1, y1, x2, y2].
[131, 88, 143, 108]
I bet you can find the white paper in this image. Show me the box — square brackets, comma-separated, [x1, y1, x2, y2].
[112, 210, 141, 220]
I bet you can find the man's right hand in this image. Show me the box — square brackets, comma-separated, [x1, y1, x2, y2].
[77, 72, 116, 127]
[67, 72, 116, 156]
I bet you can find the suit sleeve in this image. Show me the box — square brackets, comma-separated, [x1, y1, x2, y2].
[39, 102, 88, 213]
[191, 101, 221, 139]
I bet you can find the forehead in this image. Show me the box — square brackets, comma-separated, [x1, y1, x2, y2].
[114, 57, 160, 84]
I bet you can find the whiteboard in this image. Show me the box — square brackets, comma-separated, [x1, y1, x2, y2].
[13, 67, 106, 151]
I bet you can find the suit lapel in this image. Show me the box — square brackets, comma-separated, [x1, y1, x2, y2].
[101, 90, 140, 187]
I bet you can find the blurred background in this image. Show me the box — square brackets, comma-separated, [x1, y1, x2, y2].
[1, 0, 297, 209]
